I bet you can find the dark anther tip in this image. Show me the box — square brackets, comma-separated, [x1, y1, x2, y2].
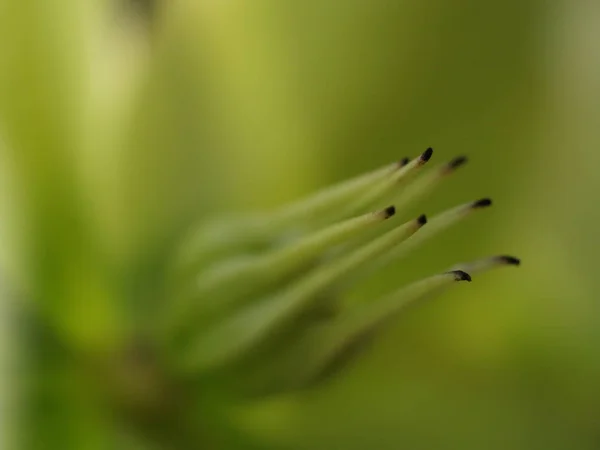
[383, 205, 396, 219]
[398, 157, 410, 167]
[447, 155, 468, 170]
[472, 198, 492, 209]
[420, 147, 434, 162]
[417, 214, 428, 226]
[498, 255, 521, 266]
[449, 270, 472, 282]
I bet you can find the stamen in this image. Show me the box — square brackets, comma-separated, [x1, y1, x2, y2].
[272, 159, 406, 226]
[448, 255, 521, 275]
[376, 198, 493, 269]
[333, 149, 435, 220]
[388, 155, 469, 216]
[340, 198, 491, 290]
[176, 160, 406, 272]
[298, 269, 473, 383]
[178, 215, 427, 372]
[168, 206, 398, 330]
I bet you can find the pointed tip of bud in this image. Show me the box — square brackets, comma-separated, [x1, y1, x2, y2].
[383, 206, 396, 219]
[449, 270, 472, 282]
[472, 198, 492, 209]
[447, 155, 468, 170]
[420, 147, 434, 163]
[417, 214, 428, 226]
[497, 255, 521, 266]
[398, 157, 410, 167]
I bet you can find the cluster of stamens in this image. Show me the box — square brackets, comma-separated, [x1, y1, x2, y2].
[158, 148, 520, 397]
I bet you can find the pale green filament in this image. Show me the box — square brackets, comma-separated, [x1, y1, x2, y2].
[168, 207, 395, 331]
[178, 216, 425, 372]
[301, 255, 518, 384]
[330, 153, 430, 222]
[373, 199, 491, 271]
[272, 159, 403, 226]
[447, 255, 521, 275]
[389, 157, 466, 215]
[344, 158, 468, 252]
[300, 270, 471, 383]
[176, 159, 404, 272]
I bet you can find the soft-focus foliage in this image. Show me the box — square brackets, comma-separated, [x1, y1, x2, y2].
[1, 0, 599, 449]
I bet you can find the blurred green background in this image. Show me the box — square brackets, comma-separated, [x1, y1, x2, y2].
[1, 0, 600, 448]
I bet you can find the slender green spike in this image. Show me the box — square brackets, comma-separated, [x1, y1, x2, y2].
[178, 215, 427, 373]
[373, 198, 493, 271]
[175, 214, 269, 272]
[335, 198, 491, 294]
[244, 255, 519, 392]
[301, 255, 521, 384]
[390, 155, 468, 215]
[448, 255, 521, 275]
[175, 159, 407, 272]
[262, 206, 397, 279]
[300, 270, 473, 384]
[333, 148, 434, 221]
[271, 158, 407, 226]
[342, 156, 468, 253]
[168, 206, 397, 330]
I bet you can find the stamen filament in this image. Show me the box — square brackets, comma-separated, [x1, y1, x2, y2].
[448, 255, 521, 274]
[293, 270, 474, 384]
[333, 148, 434, 221]
[168, 206, 398, 330]
[176, 158, 410, 271]
[178, 215, 427, 372]
[389, 155, 468, 216]
[374, 198, 493, 270]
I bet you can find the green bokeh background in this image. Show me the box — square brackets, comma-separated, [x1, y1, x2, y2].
[1, 0, 599, 448]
